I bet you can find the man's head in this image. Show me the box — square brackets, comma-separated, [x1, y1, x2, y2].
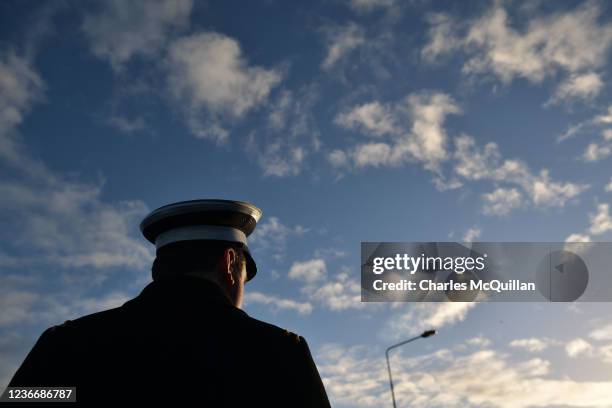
[140, 199, 263, 307]
[151, 240, 249, 308]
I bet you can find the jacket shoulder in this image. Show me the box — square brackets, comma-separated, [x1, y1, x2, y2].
[241, 314, 304, 346]
[44, 305, 126, 340]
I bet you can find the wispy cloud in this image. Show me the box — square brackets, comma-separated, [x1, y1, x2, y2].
[565, 337, 593, 357]
[510, 337, 552, 353]
[288, 258, 364, 311]
[321, 22, 366, 71]
[566, 202, 612, 242]
[454, 135, 588, 215]
[245, 291, 313, 315]
[330, 91, 460, 172]
[423, 3, 612, 103]
[289, 258, 327, 283]
[334, 101, 398, 137]
[82, 0, 193, 71]
[547, 72, 604, 106]
[482, 187, 523, 216]
[249, 216, 308, 261]
[318, 337, 612, 407]
[248, 85, 321, 177]
[383, 302, 476, 340]
[558, 105, 612, 142]
[0, 53, 152, 273]
[0, 52, 44, 171]
[331, 91, 587, 216]
[588, 203, 612, 235]
[166, 31, 283, 143]
[462, 226, 481, 242]
[590, 323, 612, 341]
[106, 115, 147, 134]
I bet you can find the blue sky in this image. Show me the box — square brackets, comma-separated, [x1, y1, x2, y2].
[1, 0, 612, 406]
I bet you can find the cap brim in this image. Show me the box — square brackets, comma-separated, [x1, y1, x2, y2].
[243, 246, 257, 281]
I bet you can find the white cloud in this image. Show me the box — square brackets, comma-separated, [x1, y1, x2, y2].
[0, 289, 39, 327]
[599, 344, 612, 364]
[268, 89, 293, 131]
[454, 135, 503, 180]
[422, 13, 461, 63]
[480, 5, 609, 80]
[245, 291, 313, 315]
[565, 233, 591, 243]
[553, 330, 612, 364]
[352, 142, 394, 167]
[332, 91, 460, 172]
[384, 302, 476, 340]
[82, 0, 192, 70]
[582, 129, 612, 162]
[335, 101, 397, 137]
[595, 107, 612, 125]
[309, 271, 363, 311]
[288, 258, 327, 283]
[462, 226, 481, 242]
[588, 203, 612, 235]
[287, 259, 365, 311]
[0, 179, 152, 271]
[251, 216, 308, 244]
[249, 86, 320, 177]
[558, 106, 612, 142]
[564, 202, 612, 247]
[0, 54, 153, 273]
[529, 170, 587, 207]
[565, 338, 594, 357]
[247, 133, 308, 177]
[406, 92, 460, 170]
[423, 4, 612, 103]
[482, 187, 523, 216]
[466, 336, 491, 348]
[590, 324, 612, 341]
[548, 72, 604, 105]
[583, 142, 611, 161]
[249, 216, 308, 261]
[332, 98, 586, 215]
[510, 337, 551, 352]
[0, 53, 44, 169]
[563, 234, 594, 256]
[558, 108, 612, 162]
[328, 149, 349, 168]
[318, 337, 612, 408]
[106, 115, 147, 134]
[455, 135, 588, 215]
[558, 122, 587, 142]
[166, 32, 283, 142]
[321, 23, 365, 70]
[605, 177, 612, 192]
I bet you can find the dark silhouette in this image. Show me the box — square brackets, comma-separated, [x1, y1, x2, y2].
[9, 200, 331, 406]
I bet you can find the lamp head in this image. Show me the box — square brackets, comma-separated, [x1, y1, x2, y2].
[421, 329, 437, 338]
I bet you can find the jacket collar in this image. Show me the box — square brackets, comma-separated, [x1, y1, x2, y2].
[133, 274, 246, 315]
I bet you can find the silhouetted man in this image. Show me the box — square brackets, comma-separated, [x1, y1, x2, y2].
[9, 200, 331, 406]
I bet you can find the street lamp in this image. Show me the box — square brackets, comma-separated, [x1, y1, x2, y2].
[385, 329, 437, 408]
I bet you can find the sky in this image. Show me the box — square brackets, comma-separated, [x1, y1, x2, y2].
[1, 0, 612, 406]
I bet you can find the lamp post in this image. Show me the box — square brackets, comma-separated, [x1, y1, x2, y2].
[385, 329, 436, 408]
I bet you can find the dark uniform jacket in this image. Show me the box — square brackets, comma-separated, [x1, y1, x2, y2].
[9, 275, 331, 407]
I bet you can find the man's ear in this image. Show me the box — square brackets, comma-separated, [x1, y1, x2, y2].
[220, 247, 237, 285]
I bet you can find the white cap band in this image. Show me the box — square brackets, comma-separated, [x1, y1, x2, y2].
[155, 225, 248, 250]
